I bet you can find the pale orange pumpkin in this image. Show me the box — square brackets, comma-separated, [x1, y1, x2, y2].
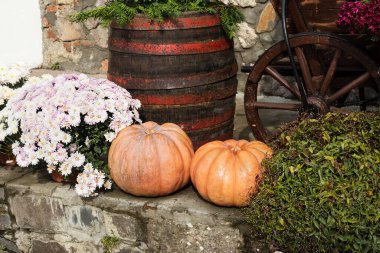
[190, 139, 273, 207]
[108, 121, 194, 197]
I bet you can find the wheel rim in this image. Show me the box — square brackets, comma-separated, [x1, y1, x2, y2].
[244, 32, 380, 143]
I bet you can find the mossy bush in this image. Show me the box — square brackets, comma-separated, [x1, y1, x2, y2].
[245, 112, 380, 252]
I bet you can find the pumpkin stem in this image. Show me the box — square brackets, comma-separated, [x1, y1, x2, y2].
[231, 145, 241, 153]
[145, 129, 155, 135]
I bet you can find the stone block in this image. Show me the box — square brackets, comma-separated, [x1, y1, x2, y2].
[0, 237, 19, 253]
[30, 240, 67, 253]
[9, 195, 65, 233]
[84, 18, 99, 30]
[0, 204, 11, 230]
[237, 22, 258, 49]
[241, 42, 266, 64]
[146, 220, 244, 252]
[220, 0, 256, 7]
[103, 212, 141, 242]
[56, 15, 83, 41]
[52, 185, 83, 206]
[45, 12, 57, 26]
[64, 242, 101, 253]
[57, 0, 75, 4]
[6, 170, 58, 196]
[74, 0, 98, 11]
[90, 26, 109, 48]
[0, 188, 4, 201]
[240, 3, 265, 25]
[64, 46, 109, 74]
[256, 2, 279, 33]
[0, 167, 32, 186]
[14, 231, 31, 253]
[65, 205, 106, 240]
[269, 21, 283, 42]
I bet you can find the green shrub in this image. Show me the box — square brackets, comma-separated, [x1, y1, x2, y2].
[244, 112, 380, 253]
[71, 0, 243, 39]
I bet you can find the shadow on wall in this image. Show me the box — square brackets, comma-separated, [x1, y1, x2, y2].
[0, 0, 43, 67]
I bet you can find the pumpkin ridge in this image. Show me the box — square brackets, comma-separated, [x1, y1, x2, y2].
[126, 134, 147, 193]
[190, 144, 223, 181]
[160, 133, 188, 189]
[231, 150, 238, 206]
[205, 148, 231, 204]
[193, 147, 223, 201]
[156, 132, 185, 193]
[113, 134, 136, 192]
[151, 134, 164, 195]
[109, 132, 137, 183]
[160, 128, 194, 153]
[235, 150, 260, 205]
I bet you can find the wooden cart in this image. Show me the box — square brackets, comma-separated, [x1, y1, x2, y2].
[242, 0, 380, 142]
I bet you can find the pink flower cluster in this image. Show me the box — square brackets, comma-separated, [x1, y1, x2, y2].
[0, 74, 141, 197]
[337, 0, 380, 40]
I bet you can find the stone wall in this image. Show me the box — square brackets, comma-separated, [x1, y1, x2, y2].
[39, 0, 282, 89]
[0, 166, 263, 253]
[39, 0, 109, 74]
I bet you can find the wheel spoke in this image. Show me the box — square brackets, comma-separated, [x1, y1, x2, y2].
[265, 66, 301, 99]
[294, 47, 315, 93]
[326, 72, 371, 103]
[253, 101, 301, 110]
[320, 49, 342, 96]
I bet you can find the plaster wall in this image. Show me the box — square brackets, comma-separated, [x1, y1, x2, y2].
[0, 0, 43, 67]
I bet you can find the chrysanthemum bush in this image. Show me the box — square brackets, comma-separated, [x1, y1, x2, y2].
[0, 73, 141, 197]
[0, 62, 31, 156]
[337, 0, 380, 41]
[0, 62, 30, 111]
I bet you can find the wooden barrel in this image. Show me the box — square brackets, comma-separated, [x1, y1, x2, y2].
[108, 12, 238, 149]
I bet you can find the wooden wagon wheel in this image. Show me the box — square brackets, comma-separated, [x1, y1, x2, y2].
[244, 32, 380, 142]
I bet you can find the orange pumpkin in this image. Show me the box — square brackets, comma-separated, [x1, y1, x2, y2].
[108, 121, 194, 197]
[190, 139, 273, 207]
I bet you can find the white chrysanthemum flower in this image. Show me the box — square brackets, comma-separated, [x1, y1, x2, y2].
[104, 180, 112, 190]
[93, 172, 105, 188]
[83, 163, 94, 172]
[41, 74, 54, 81]
[16, 155, 30, 167]
[28, 152, 39, 165]
[6, 70, 22, 85]
[56, 148, 68, 163]
[45, 151, 59, 165]
[104, 132, 116, 142]
[61, 133, 72, 144]
[47, 165, 56, 174]
[59, 161, 73, 176]
[70, 152, 85, 167]
[27, 76, 42, 84]
[75, 182, 91, 197]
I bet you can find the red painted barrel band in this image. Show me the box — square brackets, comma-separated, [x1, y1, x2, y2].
[107, 63, 238, 90]
[109, 38, 231, 55]
[111, 14, 221, 30]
